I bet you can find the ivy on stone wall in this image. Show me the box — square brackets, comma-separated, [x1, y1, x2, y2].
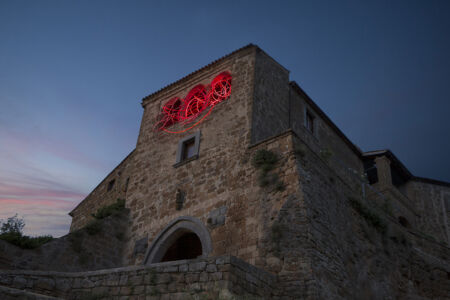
[252, 149, 285, 191]
[92, 198, 126, 219]
[348, 196, 387, 235]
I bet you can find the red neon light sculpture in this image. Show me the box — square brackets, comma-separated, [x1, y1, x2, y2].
[154, 72, 232, 133]
[208, 72, 232, 106]
[183, 84, 208, 121]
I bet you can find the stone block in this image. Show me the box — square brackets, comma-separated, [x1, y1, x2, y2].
[210, 272, 223, 281]
[134, 285, 145, 294]
[12, 276, 27, 289]
[216, 256, 230, 265]
[156, 273, 171, 284]
[35, 277, 55, 290]
[189, 261, 206, 272]
[185, 273, 199, 284]
[178, 264, 188, 272]
[206, 264, 217, 273]
[120, 286, 132, 295]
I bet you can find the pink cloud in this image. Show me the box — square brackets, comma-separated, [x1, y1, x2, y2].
[0, 182, 85, 200]
[0, 126, 107, 171]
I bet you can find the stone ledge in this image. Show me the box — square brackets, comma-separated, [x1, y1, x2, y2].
[0, 255, 290, 299]
[0, 285, 63, 300]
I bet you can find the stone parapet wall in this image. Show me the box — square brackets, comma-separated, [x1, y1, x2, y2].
[0, 255, 292, 300]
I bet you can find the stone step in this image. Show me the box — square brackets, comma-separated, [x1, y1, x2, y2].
[0, 285, 64, 300]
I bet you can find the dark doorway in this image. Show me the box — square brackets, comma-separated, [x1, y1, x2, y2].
[161, 232, 202, 262]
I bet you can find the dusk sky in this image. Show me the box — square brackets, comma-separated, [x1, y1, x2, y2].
[1, 0, 449, 237]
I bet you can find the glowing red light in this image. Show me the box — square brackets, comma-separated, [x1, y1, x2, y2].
[155, 72, 232, 133]
[208, 72, 232, 106]
[183, 84, 208, 122]
[154, 97, 185, 131]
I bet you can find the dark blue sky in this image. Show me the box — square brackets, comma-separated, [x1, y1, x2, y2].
[1, 0, 449, 236]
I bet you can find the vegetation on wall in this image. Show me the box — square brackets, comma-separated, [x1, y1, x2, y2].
[348, 196, 387, 235]
[252, 149, 285, 191]
[271, 221, 286, 256]
[0, 214, 53, 249]
[92, 198, 126, 219]
[319, 147, 333, 162]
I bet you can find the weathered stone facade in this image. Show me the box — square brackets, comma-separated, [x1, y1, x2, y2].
[2, 44, 449, 299]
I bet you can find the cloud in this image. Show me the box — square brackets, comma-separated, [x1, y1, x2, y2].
[0, 171, 86, 237]
[0, 126, 107, 172]
[0, 182, 85, 200]
[0, 197, 75, 237]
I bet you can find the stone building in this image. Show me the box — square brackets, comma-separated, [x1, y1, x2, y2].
[2, 44, 448, 299]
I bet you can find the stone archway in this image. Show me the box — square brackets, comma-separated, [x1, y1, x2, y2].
[143, 216, 212, 265]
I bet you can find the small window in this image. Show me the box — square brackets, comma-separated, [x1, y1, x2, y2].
[124, 177, 130, 192]
[182, 139, 196, 160]
[174, 131, 201, 167]
[305, 110, 315, 134]
[363, 159, 379, 184]
[107, 179, 115, 191]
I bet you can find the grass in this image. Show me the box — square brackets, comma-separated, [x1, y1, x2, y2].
[252, 149, 285, 191]
[319, 148, 333, 162]
[92, 198, 125, 220]
[381, 198, 394, 217]
[85, 219, 102, 235]
[252, 149, 278, 170]
[0, 232, 53, 249]
[348, 196, 387, 235]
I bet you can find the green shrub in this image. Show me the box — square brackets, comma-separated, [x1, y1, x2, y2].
[0, 232, 53, 249]
[85, 220, 102, 235]
[382, 198, 394, 216]
[252, 149, 285, 191]
[348, 196, 387, 235]
[92, 198, 125, 219]
[0, 214, 53, 249]
[319, 148, 333, 161]
[252, 149, 278, 170]
[294, 144, 306, 158]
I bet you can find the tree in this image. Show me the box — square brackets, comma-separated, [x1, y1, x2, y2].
[0, 214, 25, 236]
[0, 214, 53, 249]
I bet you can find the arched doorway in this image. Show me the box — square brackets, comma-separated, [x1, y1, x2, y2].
[144, 216, 212, 265]
[161, 232, 202, 262]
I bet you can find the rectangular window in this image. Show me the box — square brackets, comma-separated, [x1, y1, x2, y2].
[182, 139, 196, 160]
[174, 131, 201, 167]
[107, 179, 115, 191]
[124, 177, 130, 192]
[305, 110, 315, 133]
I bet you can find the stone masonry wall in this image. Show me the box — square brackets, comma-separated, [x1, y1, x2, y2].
[0, 210, 129, 272]
[123, 46, 304, 276]
[70, 150, 135, 232]
[407, 180, 450, 245]
[288, 85, 363, 187]
[250, 48, 290, 144]
[0, 255, 286, 300]
[291, 133, 450, 299]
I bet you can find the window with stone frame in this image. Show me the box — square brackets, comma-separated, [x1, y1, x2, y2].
[174, 131, 201, 167]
